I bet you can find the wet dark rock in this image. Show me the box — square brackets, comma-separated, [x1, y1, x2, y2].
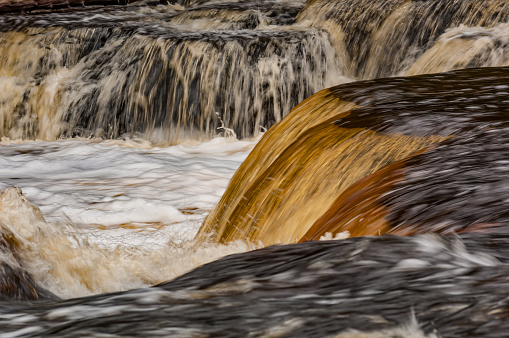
[332, 67, 509, 137]
[0, 262, 57, 301]
[1, 233, 509, 336]
[0, 235, 57, 302]
[384, 128, 509, 232]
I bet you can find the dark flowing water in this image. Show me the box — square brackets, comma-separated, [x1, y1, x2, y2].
[0, 0, 509, 336]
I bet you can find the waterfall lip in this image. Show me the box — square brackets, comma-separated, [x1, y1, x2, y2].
[186, 1, 306, 11]
[0, 2, 132, 16]
[0, 7, 180, 31]
[0, 0, 306, 31]
[0, 9, 314, 40]
[132, 25, 317, 41]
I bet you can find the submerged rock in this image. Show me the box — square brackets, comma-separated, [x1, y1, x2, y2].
[0, 260, 56, 302]
[0, 188, 57, 301]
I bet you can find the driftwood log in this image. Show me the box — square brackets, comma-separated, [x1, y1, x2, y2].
[0, 0, 132, 13]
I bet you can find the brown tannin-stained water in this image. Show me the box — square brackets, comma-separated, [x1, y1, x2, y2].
[202, 67, 509, 245]
[0, 0, 509, 336]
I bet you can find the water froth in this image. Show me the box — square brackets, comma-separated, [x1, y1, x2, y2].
[0, 136, 259, 298]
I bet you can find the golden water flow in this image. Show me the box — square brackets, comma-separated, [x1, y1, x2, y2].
[198, 89, 357, 243]
[300, 157, 413, 241]
[198, 86, 447, 245]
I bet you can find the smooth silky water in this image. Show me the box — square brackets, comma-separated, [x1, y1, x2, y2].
[0, 0, 508, 336]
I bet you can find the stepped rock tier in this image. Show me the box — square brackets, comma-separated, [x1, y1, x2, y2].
[0, 0, 337, 142]
[0, 1, 130, 14]
[199, 67, 509, 245]
[297, 0, 509, 79]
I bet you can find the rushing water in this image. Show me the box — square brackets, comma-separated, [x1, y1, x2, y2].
[0, 0, 507, 142]
[0, 0, 509, 336]
[201, 67, 509, 246]
[0, 136, 259, 298]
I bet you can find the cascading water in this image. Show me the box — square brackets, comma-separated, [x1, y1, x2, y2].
[297, 0, 509, 78]
[0, 0, 509, 336]
[0, 0, 507, 143]
[200, 67, 509, 245]
[0, 1, 343, 142]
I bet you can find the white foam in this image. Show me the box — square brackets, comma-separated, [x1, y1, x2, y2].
[0, 136, 259, 236]
[0, 136, 261, 298]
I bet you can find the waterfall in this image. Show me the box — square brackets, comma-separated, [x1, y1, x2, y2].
[1, 0, 509, 335]
[297, 0, 509, 78]
[0, 0, 507, 142]
[0, 2, 343, 142]
[200, 67, 509, 245]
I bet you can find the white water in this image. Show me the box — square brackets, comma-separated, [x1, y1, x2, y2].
[0, 135, 260, 298]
